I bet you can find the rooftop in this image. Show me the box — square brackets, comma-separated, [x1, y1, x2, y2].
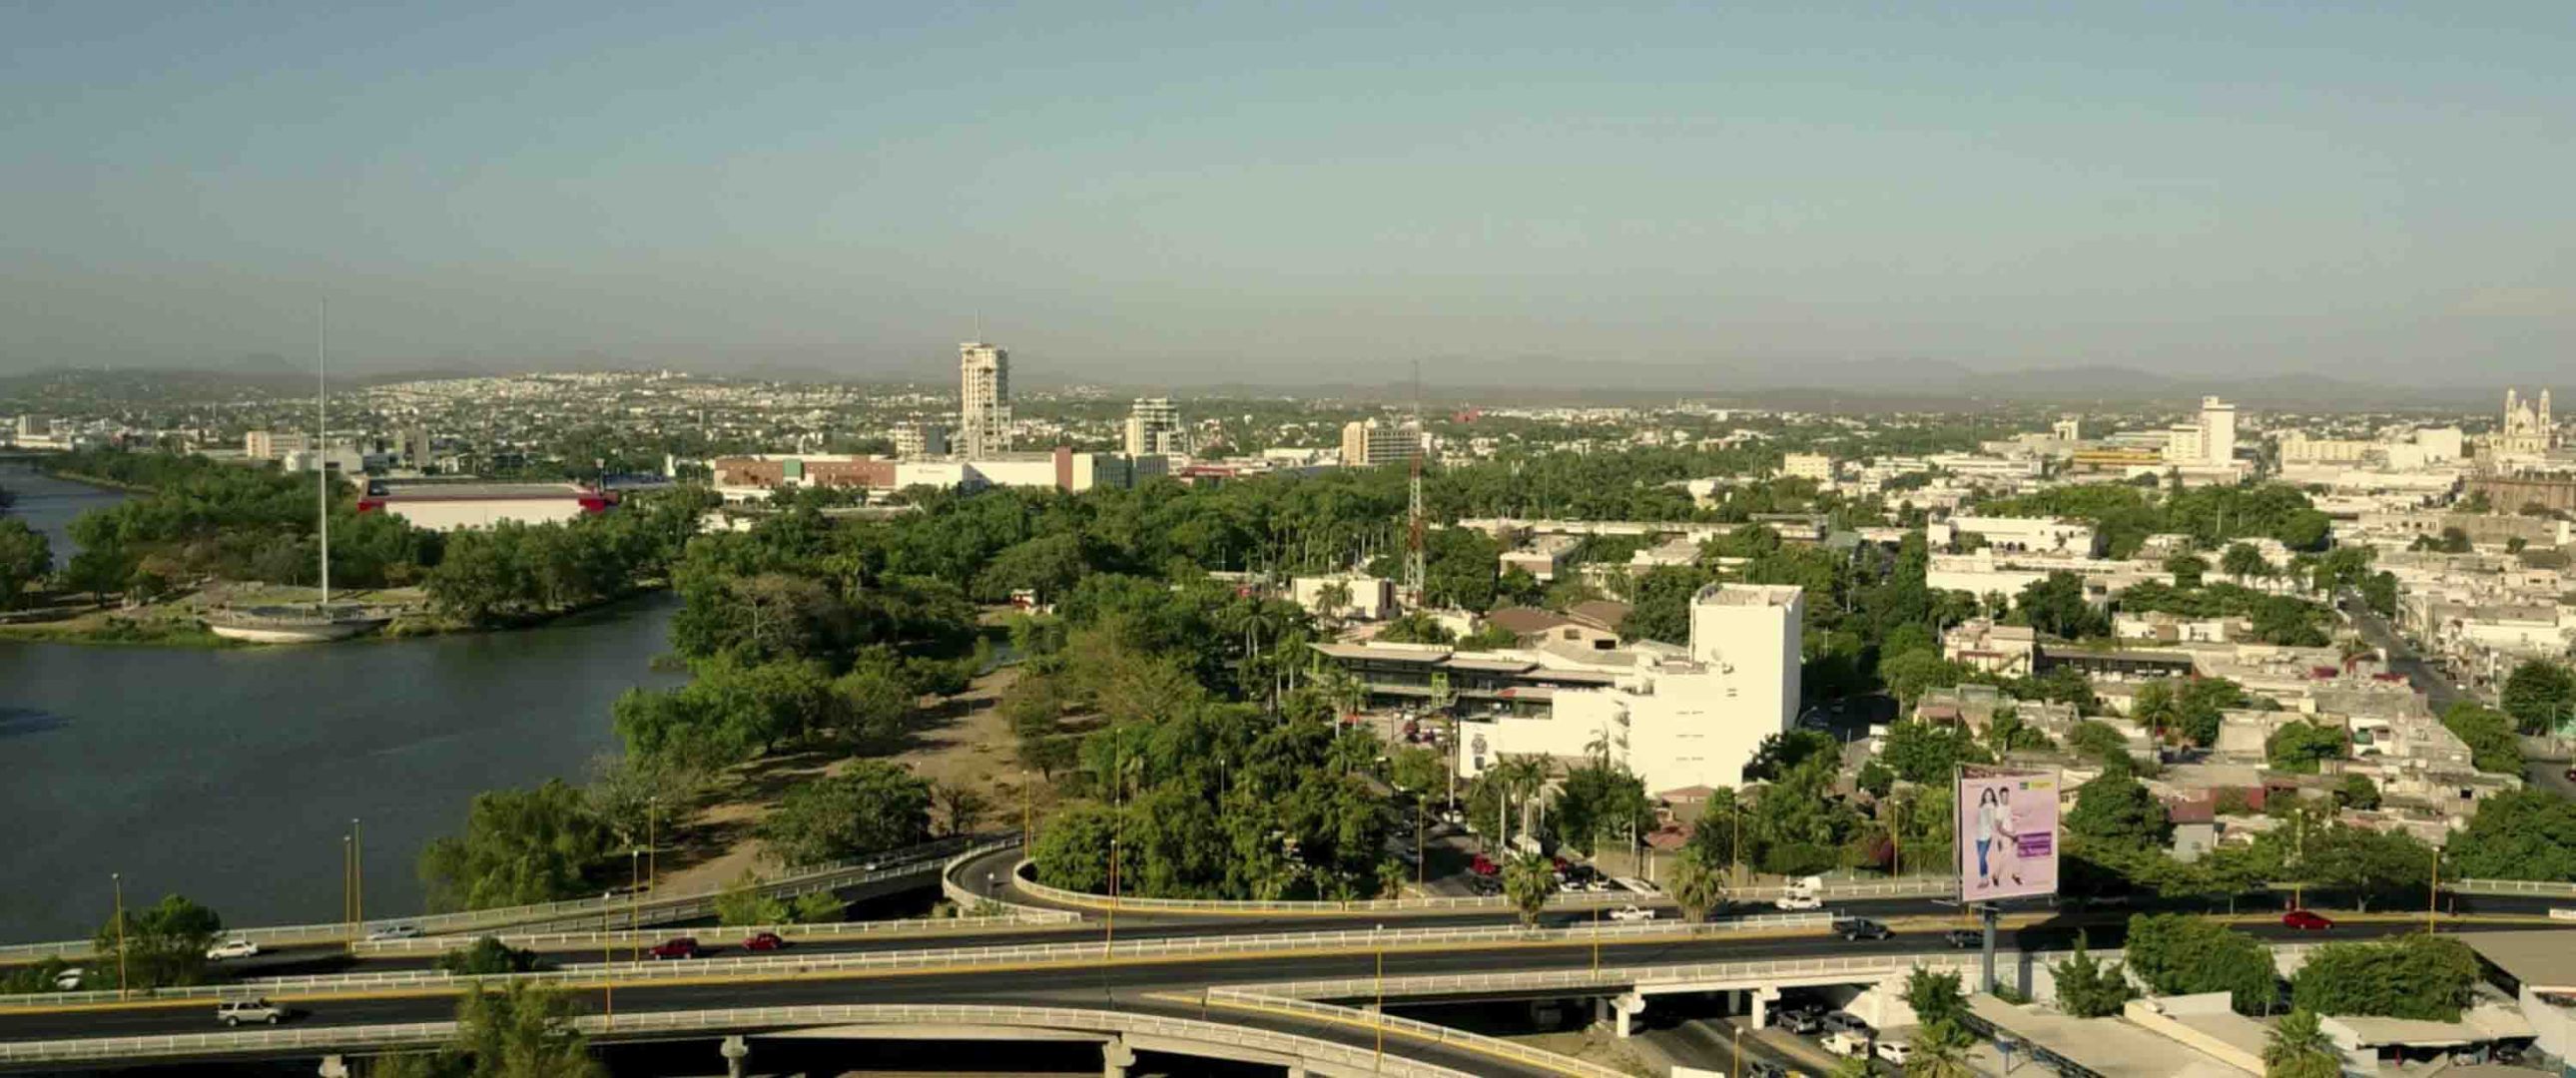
[1691, 582, 1803, 607]
[2465, 929, 2576, 992]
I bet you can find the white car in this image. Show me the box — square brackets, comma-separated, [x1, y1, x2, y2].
[365, 923, 422, 941]
[1821, 1030, 1868, 1057]
[205, 938, 261, 961]
[1876, 1040, 1913, 1065]
[52, 967, 84, 990]
[1607, 904, 1656, 922]
[1774, 893, 1824, 910]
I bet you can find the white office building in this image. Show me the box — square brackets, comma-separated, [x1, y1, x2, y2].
[958, 341, 1010, 460]
[1455, 583, 1803, 794]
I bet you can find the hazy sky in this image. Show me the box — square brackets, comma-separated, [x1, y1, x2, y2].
[4, 2, 2571, 384]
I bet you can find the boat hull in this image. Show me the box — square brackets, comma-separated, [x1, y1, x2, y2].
[206, 618, 387, 644]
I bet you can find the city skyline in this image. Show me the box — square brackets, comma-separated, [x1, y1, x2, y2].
[4, 3, 2574, 381]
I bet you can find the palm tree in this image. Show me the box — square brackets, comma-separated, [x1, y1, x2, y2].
[1487, 755, 1551, 847]
[1501, 851, 1556, 926]
[1316, 580, 1352, 625]
[1668, 845, 1726, 922]
[2262, 1009, 2341, 1078]
[1906, 1018, 1977, 1078]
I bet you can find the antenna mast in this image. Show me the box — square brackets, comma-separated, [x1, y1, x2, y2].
[1405, 361, 1426, 608]
[317, 302, 330, 606]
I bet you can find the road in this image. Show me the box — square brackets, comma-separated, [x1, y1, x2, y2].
[2345, 599, 2461, 714]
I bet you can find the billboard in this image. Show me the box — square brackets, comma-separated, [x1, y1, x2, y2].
[1956, 766, 2059, 903]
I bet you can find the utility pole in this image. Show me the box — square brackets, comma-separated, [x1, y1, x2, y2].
[111, 872, 128, 1000]
[350, 817, 362, 929]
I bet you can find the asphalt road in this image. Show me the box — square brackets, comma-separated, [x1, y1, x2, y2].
[2345, 599, 2461, 714]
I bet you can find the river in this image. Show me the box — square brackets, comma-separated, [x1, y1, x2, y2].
[0, 467, 684, 939]
[0, 462, 125, 568]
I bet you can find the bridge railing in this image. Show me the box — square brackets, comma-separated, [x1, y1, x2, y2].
[352, 908, 1080, 955]
[1201, 988, 1634, 1078]
[0, 836, 989, 965]
[0, 1003, 1508, 1075]
[0, 912, 1836, 1008]
[2448, 878, 2576, 899]
[1011, 858, 1955, 914]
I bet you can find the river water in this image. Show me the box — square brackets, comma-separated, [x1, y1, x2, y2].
[0, 462, 125, 568]
[0, 464, 683, 939]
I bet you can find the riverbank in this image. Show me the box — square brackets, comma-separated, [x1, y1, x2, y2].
[0, 577, 678, 648]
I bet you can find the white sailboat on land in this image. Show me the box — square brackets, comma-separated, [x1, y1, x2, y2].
[206, 308, 390, 644]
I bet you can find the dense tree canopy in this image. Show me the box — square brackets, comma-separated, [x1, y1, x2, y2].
[418, 781, 618, 911]
[2123, 913, 2280, 1015]
[2291, 935, 2478, 1021]
[756, 762, 933, 867]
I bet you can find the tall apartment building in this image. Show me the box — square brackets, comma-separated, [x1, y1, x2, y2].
[1339, 418, 1421, 468]
[1122, 397, 1184, 457]
[398, 424, 433, 468]
[957, 341, 1010, 460]
[245, 430, 313, 461]
[892, 421, 951, 460]
[2161, 395, 2239, 467]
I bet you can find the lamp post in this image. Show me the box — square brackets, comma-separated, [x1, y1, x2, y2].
[629, 848, 642, 961]
[646, 797, 658, 899]
[341, 834, 354, 942]
[350, 817, 363, 929]
[1374, 922, 1386, 1071]
[110, 872, 127, 1001]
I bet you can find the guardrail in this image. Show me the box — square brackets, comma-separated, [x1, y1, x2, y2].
[353, 909, 1082, 956]
[0, 1002, 1495, 1075]
[1201, 988, 1633, 1078]
[0, 912, 1836, 1009]
[2449, 878, 2576, 899]
[1012, 858, 1957, 914]
[0, 836, 984, 965]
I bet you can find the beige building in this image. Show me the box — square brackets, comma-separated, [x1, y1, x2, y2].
[1339, 418, 1421, 468]
[957, 341, 1010, 460]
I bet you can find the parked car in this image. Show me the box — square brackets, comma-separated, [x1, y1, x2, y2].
[52, 967, 84, 991]
[365, 923, 422, 941]
[649, 936, 702, 959]
[1820, 1011, 1871, 1036]
[1470, 853, 1500, 876]
[742, 931, 787, 952]
[2282, 908, 2335, 931]
[1773, 893, 1824, 911]
[1835, 916, 1892, 941]
[1745, 1062, 1790, 1078]
[1876, 1039, 1913, 1065]
[1607, 904, 1656, 922]
[1944, 928, 1983, 948]
[1468, 876, 1502, 896]
[205, 938, 261, 961]
[216, 999, 289, 1026]
[1820, 1030, 1868, 1057]
[1776, 1007, 1823, 1034]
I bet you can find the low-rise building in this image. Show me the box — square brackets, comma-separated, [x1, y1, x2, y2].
[355, 481, 615, 530]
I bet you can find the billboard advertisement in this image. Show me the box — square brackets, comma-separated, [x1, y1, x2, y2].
[1957, 766, 2059, 903]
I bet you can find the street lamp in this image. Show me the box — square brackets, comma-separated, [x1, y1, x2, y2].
[110, 872, 127, 1000]
[1374, 922, 1386, 1071]
[350, 817, 363, 929]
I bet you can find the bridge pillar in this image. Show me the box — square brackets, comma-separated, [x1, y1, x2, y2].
[318, 1056, 349, 1078]
[1611, 991, 1647, 1039]
[1101, 1035, 1137, 1078]
[720, 1035, 749, 1078]
[1751, 986, 1780, 1029]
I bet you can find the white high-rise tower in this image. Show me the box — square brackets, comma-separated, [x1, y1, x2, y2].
[959, 341, 1009, 460]
[2199, 395, 2237, 465]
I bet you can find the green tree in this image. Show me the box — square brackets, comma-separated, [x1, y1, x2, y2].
[1501, 851, 1556, 926]
[1907, 1018, 1977, 1078]
[2303, 824, 2433, 912]
[2444, 788, 2576, 882]
[447, 981, 607, 1078]
[2331, 774, 2379, 810]
[1882, 720, 1994, 785]
[418, 781, 616, 911]
[1389, 746, 1446, 798]
[436, 937, 540, 975]
[2290, 934, 2478, 1021]
[2174, 677, 2250, 746]
[1881, 650, 1966, 706]
[2123, 913, 2279, 1015]
[2221, 542, 2270, 582]
[0, 518, 49, 609]
[2068, 720, 2132, 766]
[1029, 801, 1116, 892]
[932, 780, 989, 837]
[1903, 967, 1967, 1029]
[2500, 660, 2575, 735]
[2016, 571, 2108, 638]
[2066, 771, 2170, 850]
[94, 893, 223, 989]
[2052, 934, 2140, 1018]
[2439, 702, 2526, 776]
[789, 892, 845, 923]
[2262, 1009, 2340, 1078]
[757, 762, 933, 867]
[1668, 845, 1726, 921]
[2163, 551, 2208, 588]
[2264, 721, 2347, 775]
[713, 870, 791, 926]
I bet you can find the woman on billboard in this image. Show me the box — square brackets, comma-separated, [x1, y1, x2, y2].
[1974, 787, 2023, 889]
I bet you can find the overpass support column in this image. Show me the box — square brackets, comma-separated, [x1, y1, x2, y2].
[1101, 1035, 1137, 1078]
[720, 1035, 749, 1078]
[318, 1056, 349, 1078]
[1751, 986, 1781, 1029]
[1611, 991, 1647, 1039]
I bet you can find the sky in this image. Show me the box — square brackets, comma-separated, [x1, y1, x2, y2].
[2, 2, 2572, 387]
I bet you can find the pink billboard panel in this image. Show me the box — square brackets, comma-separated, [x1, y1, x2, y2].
[1957, 768, 2059, 902]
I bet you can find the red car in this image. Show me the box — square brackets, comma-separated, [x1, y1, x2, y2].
[2281, 909, 2334, 931]
[649, 936, 702, 959]
[742, 931, 787, 952]
[1470, 853, 1499, 876]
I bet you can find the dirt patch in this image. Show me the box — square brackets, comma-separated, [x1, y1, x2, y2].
[1513, 1027, 1659, 1076]
[655, 663, 1049, 894]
